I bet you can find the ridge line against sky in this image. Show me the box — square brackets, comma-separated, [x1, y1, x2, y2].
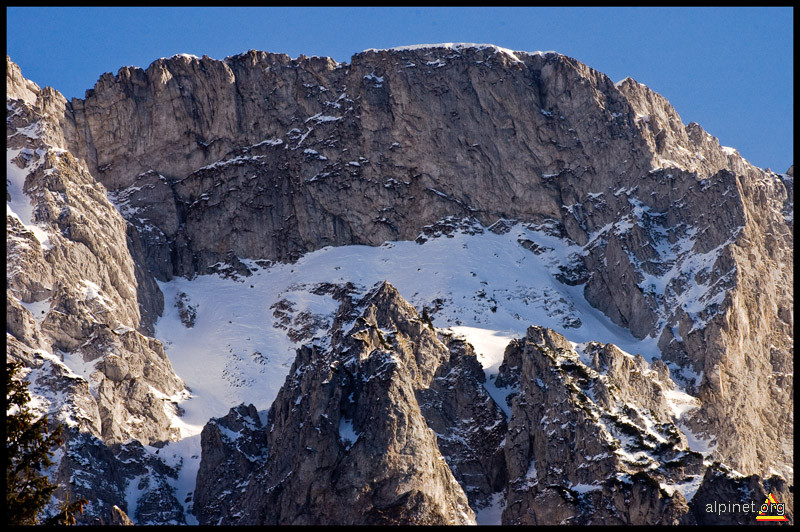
[6, 6, 793, 172]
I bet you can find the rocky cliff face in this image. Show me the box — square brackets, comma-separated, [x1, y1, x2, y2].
[48, 46, 776, 280]
[7, 56, 188, 524]
[6, 43, 792, 525]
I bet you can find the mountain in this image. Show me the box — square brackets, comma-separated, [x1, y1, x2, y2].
[5, 44, 793, 525]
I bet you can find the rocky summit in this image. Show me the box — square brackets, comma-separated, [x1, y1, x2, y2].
[6, 43, 792, 525]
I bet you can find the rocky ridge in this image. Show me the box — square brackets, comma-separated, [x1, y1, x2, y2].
[196, 282, 792, 524]
[194, 282, 489, 525]
[7, 56, 188, 523]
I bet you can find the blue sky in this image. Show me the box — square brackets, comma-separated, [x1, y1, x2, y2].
[6, 7, 793, 172]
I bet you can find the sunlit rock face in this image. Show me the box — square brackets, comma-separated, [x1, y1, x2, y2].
[194, 282, 482, 525]
[7, 55, 187, 524]
[6, 43, 792, 524]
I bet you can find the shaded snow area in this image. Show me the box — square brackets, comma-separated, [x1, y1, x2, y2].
[7, 144, 54, 250]
[156, 277, 340, 437]
[338, 416, 359, 450]
[475, 491, 506, 525]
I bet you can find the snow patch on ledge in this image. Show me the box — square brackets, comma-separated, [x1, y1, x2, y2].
[720, 145, 758, 171]
[166, 53, 200, 61]
[362, 43, 556, 63]
[615, 76, 642, 87]
[660, 475, 704, 502]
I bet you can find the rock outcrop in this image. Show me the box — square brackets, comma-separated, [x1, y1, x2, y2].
[496, 326, 701, 524]
[196, 285, 790, 524]
[7, 55, 188, 523]
[195, 282, 481, 525]
[688, 464, 794, 525]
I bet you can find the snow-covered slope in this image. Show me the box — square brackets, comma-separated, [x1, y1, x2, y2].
[157, 219, 663, 429]
[148, 218, 680, 521]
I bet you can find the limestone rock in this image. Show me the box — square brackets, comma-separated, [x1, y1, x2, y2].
[193, 403, 269, 524]
[47, 48, 791, 485]
[498, 326, 705, 525]
[6, 43, 793, 524]
[109, 506, 134, 526]
[7, 57, 189, 524]
[7, 82, 185, 446]
[50, 430, 186, 525]
[417, 334, 508, 509]
[195, 282, 479, 525]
